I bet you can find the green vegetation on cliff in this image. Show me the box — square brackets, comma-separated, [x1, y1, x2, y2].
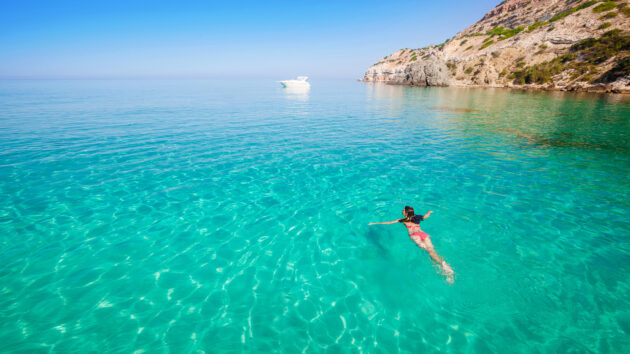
[572, 29, 630, 64]
[549, 0, 597, 22]
[512, 29, 630, 85]
[600, 11, 618, 19]
[592, 2, 617, 13]
[527, 21, 547, 32]
[461, 32, 484, 38]
[524, 0, 599, 34]
[512, 54, 574, 84]
[599, 57, 630, 82]
[599, 22, 612, 29]
[480, 40, 495, 50]
[486, 26, 525, 40]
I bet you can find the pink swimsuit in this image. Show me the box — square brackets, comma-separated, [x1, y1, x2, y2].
[406, 224, 429, 241]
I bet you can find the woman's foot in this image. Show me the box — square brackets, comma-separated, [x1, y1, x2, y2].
[441, 261, 454, 283]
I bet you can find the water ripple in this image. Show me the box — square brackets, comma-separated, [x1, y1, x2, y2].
[0, 80, 629, 352]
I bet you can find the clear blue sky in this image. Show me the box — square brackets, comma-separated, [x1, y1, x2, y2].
[0, 0, 500, 79]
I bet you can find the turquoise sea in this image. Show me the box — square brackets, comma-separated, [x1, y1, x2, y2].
[1, 79, 629, 353]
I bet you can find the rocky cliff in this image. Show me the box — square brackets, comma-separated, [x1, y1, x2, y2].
[363, 0, 630, 93]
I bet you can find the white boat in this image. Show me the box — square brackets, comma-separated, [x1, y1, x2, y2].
[279, 76, 310, 88]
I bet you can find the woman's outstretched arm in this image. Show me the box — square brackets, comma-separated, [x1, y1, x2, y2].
[423, 210, 434, 219]
[368, 220, 399, 225]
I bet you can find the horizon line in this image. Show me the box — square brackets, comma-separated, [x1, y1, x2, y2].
[0, 75, 360, 80]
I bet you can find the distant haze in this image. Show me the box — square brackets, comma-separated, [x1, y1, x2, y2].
[0, 0, 499, 79]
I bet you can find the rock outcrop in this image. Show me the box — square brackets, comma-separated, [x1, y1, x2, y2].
[363, 0, 630, 93]
[366, 54, 449, 86]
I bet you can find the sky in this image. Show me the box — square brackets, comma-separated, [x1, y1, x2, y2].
[0, 0, 501, 79]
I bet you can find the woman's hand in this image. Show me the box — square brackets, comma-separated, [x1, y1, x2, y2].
[369, 220, 398, 225]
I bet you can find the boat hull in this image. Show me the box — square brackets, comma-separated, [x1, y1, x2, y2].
[280, 81, 310, 88]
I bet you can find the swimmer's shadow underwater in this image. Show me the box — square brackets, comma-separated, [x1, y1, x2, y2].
[362, 227, 390, 259]
[362, 227, 453, 285]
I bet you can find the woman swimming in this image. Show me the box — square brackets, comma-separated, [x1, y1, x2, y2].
[369, 206, 454, 283]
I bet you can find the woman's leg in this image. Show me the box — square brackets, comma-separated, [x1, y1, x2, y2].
[411, 236, 443, 264]
[420, 238, 444, 264]
[412, 236, 454, 282]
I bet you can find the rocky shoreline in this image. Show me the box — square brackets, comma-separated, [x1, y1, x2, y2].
[363, 0, 630, 94]
[366, 80, 630, 94]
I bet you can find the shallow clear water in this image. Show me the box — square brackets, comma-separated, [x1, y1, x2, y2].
[1, 79, 629, 353]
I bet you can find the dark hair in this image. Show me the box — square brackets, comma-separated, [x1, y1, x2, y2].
[403, 206, 423, 224]
[404, 206, 415, 218]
